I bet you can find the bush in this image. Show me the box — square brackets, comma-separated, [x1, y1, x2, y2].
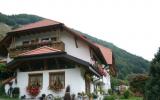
[12, 87, 20, 98]
[108, 89, 113, 95]
[123, 90, 132, 99]
[103, 95, 115, 100]
[0, 84, 5, 96]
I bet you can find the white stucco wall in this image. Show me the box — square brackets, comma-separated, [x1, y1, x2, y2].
[102, 72, 111, 93]
[16, 67, 85, 98]
[60, 30, 91, 62]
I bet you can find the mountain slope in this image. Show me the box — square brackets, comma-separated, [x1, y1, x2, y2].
[0, 12, 43, 27]
[0, 23, 11, 40]
[0, 13, 150, 79]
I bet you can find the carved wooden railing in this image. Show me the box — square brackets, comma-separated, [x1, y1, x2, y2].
[9, 41, 65, 57]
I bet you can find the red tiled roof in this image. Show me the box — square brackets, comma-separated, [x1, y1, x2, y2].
[12, 19, 61, 32]
[19, 46, 61, 56]
[95, 44, 113, 65]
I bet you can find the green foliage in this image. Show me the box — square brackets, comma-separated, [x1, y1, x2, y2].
[0, 63, 6, 71]
[0, 12, 43, 27]
[111, 77, 128, 91]
[108, 89, 113, 95]
[0, 84, 5, 96]
[123, 90, 132, 99]
[12, 87, 20, 98]
[103, 95, 116, 100]
[128, 74, 148, 96]
[145, 47, 160, 100]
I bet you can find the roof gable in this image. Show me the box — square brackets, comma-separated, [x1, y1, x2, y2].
[95, 44, 113, 65]
[12, 19, 61, 32]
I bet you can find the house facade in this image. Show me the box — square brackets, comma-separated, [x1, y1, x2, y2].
[0, 19, 116, 99]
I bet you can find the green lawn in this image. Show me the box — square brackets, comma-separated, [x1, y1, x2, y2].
[120, 97, 143, 100]
[0, 96, 19, 100]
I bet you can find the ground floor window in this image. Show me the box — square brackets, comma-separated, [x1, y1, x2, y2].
[28, 73, 43, 87]
[49, 72, 65, 91]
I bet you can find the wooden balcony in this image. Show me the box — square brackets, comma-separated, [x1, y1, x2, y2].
[9, 41, 65, 58]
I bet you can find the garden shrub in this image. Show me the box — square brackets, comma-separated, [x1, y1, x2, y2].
[108, 89, 113, 95]
[0, 84, 5, 96]
[12, 87, 20, 98]
[123, 90, 132, 99]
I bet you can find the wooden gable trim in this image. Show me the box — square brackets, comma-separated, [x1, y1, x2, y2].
[74, 37, 78, 48]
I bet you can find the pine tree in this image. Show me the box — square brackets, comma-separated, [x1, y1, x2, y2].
[145, 47, 160, 100]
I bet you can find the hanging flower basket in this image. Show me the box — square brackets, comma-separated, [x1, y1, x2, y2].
[98, 66, 107, 76]
[27, 85, 40, 96]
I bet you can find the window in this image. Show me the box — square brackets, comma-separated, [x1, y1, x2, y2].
[31, 38, 39, 44]
[28, 73, 43, 87]
[41, 38, 50, 42]
[51, 37, 58, 42]
[23, 41, 30, 45]
[49, 72, 65, 91]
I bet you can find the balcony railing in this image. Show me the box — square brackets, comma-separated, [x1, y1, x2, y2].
[9, 41, 65, 57]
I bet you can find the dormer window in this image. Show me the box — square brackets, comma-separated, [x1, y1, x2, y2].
[23, 41, 30, 45]
[41, 38, 50, 42]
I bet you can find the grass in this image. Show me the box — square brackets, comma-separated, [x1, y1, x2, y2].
[0, 95, 19, 100]
[120, 96, 143, 100]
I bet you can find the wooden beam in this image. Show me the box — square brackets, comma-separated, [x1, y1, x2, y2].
[26, 62, 32, 71]
[54, 58, 60, 68]
[74, 37, 78, 48]
[43, 59, 48, 70]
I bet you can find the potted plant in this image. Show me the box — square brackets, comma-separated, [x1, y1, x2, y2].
[92, 93, 98, 100]
[87, 93, 93, 100]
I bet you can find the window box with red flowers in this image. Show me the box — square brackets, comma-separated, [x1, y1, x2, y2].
[26, 85, 40, 97]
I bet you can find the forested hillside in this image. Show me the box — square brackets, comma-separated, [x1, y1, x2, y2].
[0, 12, 42, 28]
[0, 12, 150, 79]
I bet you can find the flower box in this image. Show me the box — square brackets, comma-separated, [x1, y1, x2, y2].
[27, 86, 40, 96]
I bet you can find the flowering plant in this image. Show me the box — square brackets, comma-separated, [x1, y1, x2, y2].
[27, 84, 40, 96]
[98, 66, 107, 76]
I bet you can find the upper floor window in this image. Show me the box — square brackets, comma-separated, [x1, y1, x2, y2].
[31, 38, 39, 44]
[51, 37, 58, 42]
[41, 38, 50, 42]
[23, 41, 30, 45]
